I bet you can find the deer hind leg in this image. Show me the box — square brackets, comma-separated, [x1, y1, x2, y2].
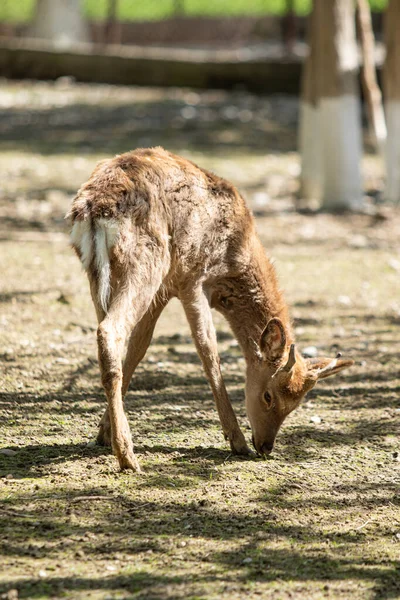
[95, 263, 167, 472]
[181, 284, 251, 456]
[97, 296, 169, 447]
[97, 307, 141, 472]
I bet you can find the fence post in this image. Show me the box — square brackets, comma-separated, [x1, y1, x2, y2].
[282, 0, 297, 54]
[105, 0, 120, 44]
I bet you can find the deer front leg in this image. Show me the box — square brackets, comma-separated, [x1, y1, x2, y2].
[181, 285, 251, 456]
[97, 298, 168, 447]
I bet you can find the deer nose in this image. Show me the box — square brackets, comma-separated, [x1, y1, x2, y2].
[260, 442, 274, 455]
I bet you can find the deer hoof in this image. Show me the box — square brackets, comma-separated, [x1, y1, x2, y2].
[229, 437, 255, 457]
[118, 452, 142, 473]
[233, 445, 256, 458]
[96, 424, 112, 447]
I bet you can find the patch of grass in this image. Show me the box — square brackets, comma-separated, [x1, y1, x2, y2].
[0, 0, 389, 23]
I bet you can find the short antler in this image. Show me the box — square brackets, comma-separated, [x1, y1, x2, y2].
[314, 357, 338, 376]
[282, 343, 296, 372]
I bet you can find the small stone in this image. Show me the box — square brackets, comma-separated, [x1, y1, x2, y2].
[333, 327, 345, 338]
[181, 106, 196, 120]
[5, 474, 14, 480]
[38, 570, 47, 578]
[242, 557, 253, 564]
[57, 293, 70, 304]
[310, 415, 322, 424]
[388, 258, 400, 272]
[302, 346, 318, 358]
[253, 191, 270, 208]
[0, 449, 18, 456]
[338, 295, 352, 306]
[55, 75, 75, 87]
[178, 541, 187, 547]
[349, 234, 368, 248]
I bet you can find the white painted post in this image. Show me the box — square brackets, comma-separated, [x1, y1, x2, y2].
[299, 0, 363, 211]
[318, 0, 363, 211]
[29, 0, 89, 45]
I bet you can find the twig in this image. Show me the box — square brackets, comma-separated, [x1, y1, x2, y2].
[71, 495, 117, 503]
[264, 466, 288, 476]
[0, 508, 36, 518]
[355, 518, 372, 530]
[222, 453, 232, 464]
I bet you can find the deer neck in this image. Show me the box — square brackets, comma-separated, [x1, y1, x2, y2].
[219, 239, 293, 364]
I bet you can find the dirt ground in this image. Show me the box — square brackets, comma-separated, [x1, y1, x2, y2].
[0, 79, 399, 600]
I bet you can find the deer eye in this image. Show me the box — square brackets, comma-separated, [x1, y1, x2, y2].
[263, 391, 273, 407]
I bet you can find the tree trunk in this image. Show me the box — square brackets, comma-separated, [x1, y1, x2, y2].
[357, 0, 386, 157]
[282, 0, 297, 55]
[384, 0, 400, 202]
[299, 3, 322, 201]
[104, 0, 120, 44]
[174, 0, 185, 16]
[318, 0, 363, 210]
[29, 0, 89, 45]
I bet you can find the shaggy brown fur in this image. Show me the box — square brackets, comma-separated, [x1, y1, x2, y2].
[69, 147, 353, 471]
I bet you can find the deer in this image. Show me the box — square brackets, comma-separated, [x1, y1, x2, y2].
[68, 147, 354, 472]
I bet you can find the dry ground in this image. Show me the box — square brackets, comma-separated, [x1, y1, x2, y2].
[0, 80, 399, 600]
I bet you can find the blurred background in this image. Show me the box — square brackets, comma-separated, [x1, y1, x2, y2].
[0, 0, 389, 48]
[0, 0, 397, 218]
[1, 6, 400, 599]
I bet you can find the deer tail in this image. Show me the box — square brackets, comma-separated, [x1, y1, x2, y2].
[70, 216, 119, 314]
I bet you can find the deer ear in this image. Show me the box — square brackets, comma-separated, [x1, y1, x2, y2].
[307, 356, 354, 380]
[260, 318, 287, 361]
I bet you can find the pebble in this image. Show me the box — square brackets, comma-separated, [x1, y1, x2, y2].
[388, 258, 400, 272]
[253, 191, 270, 208]
[242, 557, 253, 564]
[302, 346, 318, 358]
[310, 415, 322, 424]
[338, 295, 352, 306]
[349, 234, 368, 248]
[0, 449, 18, 456]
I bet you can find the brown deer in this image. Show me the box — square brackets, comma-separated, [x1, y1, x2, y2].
[68, 147, 353, 472]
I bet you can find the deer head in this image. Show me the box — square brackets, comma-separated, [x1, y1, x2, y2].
[246, 317, 354, 455]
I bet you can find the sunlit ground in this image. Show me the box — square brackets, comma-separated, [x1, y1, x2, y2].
[0, 80, 399, 600]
